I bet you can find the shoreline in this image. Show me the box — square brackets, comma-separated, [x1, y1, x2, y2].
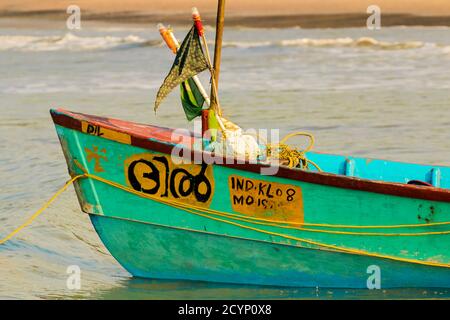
[1, 11, 450, 29]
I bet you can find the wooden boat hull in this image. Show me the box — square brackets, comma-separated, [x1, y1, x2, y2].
[51, 109, 450, 288]
[90, 214, 450, 288]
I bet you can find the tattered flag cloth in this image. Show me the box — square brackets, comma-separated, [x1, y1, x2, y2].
[180, 78, 205, 121]
[154, 25, 208, 114]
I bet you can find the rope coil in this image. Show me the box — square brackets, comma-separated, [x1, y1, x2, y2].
[266, 132, 322, 171]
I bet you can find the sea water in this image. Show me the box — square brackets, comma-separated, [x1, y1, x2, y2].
[0, 21, 449, 299]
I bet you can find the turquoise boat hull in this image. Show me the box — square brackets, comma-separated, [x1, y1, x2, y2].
[51, 108, 450, 288]
[90, 214, 450, 288]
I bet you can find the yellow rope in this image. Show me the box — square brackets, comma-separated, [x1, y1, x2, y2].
[84, 174, 450, 234]
[218, 131, 447, 230]
[169, 202, 450, 268]
[2, 173, 449, 268]
[158, 202, 450, 237]
[75, 174, 450, 267]
[266, 132, 322, 171]
[0, 175, 85, 245]
[213, 216, 450, 237]
[162, 202, 450, 230]
[78, 174, 450, 268]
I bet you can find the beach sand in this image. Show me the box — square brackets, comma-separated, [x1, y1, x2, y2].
[1, 0, 450, 29]
[2, 0, 450, 15]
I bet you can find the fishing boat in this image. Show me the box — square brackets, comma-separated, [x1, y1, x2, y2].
[51, 1, 450, 288]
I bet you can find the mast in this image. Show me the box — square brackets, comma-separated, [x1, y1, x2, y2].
[210, 0, 226, 115]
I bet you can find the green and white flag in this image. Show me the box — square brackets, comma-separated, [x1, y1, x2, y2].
[154, 25, 208, 115]
[180, 77, 205, 121]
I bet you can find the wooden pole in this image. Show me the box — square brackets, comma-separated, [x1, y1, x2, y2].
[210, 0, 225, 114]
[192, 7, 226, 137]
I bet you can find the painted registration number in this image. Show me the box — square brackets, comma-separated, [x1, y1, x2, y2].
[228, 175, 303, 223]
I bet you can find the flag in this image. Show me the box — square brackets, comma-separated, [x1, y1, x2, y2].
[180, 78, 205, 121]
[154, 25, 208, 113]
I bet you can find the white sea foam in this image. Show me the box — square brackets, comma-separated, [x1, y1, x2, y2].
[0, 33, 446, 53]
[221, 40, 272, 48]
[0, 33, 161, 52]
[281, 37, 426, 49]
[223, 37, 427, 50]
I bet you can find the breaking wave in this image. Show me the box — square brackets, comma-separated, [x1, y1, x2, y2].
[281, 37, 425, 49]
[223, 37, 428, 50]
[220, 41, 273, 48]
[0, 33, 161, 52]
[1, 33, 448, 53]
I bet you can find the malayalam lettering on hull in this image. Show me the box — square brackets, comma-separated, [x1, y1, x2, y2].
[229, 175, 304, 224]
[124, 153, 214, 207]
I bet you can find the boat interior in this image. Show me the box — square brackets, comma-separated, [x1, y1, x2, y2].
[305, 151, 449, 189]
